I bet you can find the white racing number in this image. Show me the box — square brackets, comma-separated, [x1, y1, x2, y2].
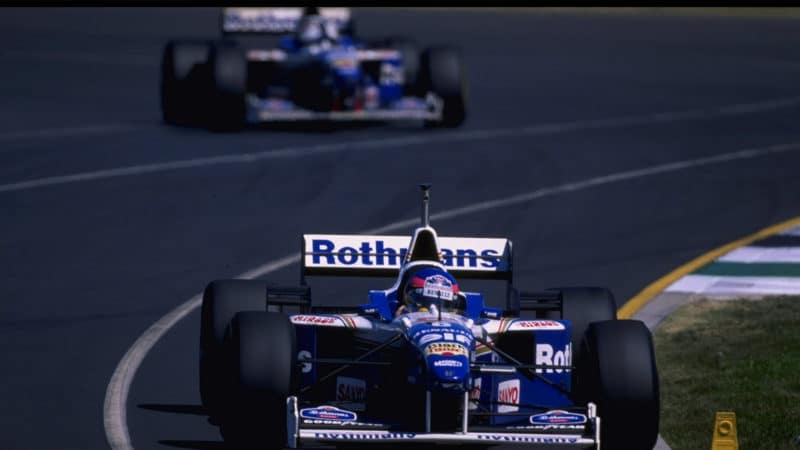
[379, 63, 404, 85]
[298, 350, 313, 374]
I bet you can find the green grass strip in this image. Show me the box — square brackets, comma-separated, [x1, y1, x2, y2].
[654, 296, 800, 449]
[693, 261, 800, 277]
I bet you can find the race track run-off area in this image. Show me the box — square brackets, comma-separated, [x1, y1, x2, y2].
[3, 7, 800, 450]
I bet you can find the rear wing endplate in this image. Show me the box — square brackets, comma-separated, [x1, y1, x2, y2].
[302, 234, 513, 280]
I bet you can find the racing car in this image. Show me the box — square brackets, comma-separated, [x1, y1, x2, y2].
[199, 185, 659, 449]
[161, 7, 466, 130]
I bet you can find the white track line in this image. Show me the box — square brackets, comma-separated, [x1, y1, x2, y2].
[6, 94, 800, 194]
[104, 139, 800, 450]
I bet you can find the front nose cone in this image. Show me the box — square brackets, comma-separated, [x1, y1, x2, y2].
[424, 342, 470, 391]
[429, 355, 469, 385]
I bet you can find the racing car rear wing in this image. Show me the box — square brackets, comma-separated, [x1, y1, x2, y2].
[221, 7, 352, 35]
[301, 234, 513, 281]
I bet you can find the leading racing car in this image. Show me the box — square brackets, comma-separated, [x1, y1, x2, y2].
[199, 185, 659, 449]
[162, 8, 466, 130]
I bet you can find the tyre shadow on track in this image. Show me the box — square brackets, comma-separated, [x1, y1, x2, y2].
[158, 440, 226, 450]
[140, 404, 336, 450]
[138, 403, 207, 416]
[138, 404, 224, 449]
[162, 119, 427, 134]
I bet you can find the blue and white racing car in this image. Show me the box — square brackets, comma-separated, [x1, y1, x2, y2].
[199, 186, 659, 449]
[162, 8, 466, 130]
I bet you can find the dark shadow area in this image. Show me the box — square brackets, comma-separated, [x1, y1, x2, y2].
[138, 403, 207, 416]
[158, 440, 226, 450]
[158, 439, 335, 449]
[160, 118, 422, 134]
[255, 119, 410, 134]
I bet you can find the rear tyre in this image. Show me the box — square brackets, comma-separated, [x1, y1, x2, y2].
[161, 40, 210, 126]
[420, 47, 466, 128]
[206, 41, 247, 131]
[549, 287, 617, 349]
[199, 280, 267, 421]
[220, 311, 297, 450]
[577, 320, 659, 450]
[542, 287, 617, 389]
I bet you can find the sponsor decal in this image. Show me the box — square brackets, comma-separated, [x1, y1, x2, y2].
[535, 343, 572, 374]
[302, 419, 384, 427]
[332, 56, 358, 69]
[314, 432, 416, 440]
[469, 377, 482, 411]
[433, 359, 463, 368]
[298, 350, 313, 374]
[425, 342, 468, 357]
[497, 379, 520, 413]
[418, 333, 443, 345]
[306, 236, 504, 269]
[222, 8, 349, 33]
[336, 377, 366, 411]
[224, 14, 297, 33]
[455, 334, 472, 345]
[530, 410, 587, 425]
[513, 320, 565, 330]
[476, 434, 580, 444]
[292, 315, 338, 325]
[422, 274, 454, 300]
[300, 406, 357, 421]
[507, 424, 584, 431]
[412, 326, 471, 340]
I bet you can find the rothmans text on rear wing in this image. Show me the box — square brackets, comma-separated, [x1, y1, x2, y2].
[221, 7, 351, 34]
[301, 234, 513, 280]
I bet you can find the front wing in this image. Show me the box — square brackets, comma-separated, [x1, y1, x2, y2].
[245, 94, 443, 123]
[286, 396, 601, 449]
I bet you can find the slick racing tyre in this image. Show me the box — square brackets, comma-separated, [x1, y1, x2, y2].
[545, 287, 617, 390]
[220, 311, 297, 450]
[550, 287, 617, 350]
[199, 279, 267, 421]
[577, 320, 660, 450]
[420, 46, 467, 128]
[206, 40, 247, 131]
[161, 40, 210, 126]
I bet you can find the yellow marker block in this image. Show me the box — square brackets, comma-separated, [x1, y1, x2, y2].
[711, 411, 738, 450]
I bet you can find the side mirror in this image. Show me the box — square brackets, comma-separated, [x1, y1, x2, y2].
[480, 307, 502, 319]
[357, 304, 382, 318]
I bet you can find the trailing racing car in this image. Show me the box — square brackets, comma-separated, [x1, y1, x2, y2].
[162, 7, 466, 130]
[199, 185, 659, 449]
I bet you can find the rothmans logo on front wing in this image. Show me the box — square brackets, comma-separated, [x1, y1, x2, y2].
[300, 406, 357, 421]
[530, 410, 587, 425]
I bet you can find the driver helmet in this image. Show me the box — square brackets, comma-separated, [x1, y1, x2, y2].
[296, 13, 340, 46]
[402, 267, 460, 313]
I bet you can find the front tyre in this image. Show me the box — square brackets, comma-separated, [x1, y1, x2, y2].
[421, 47, 466, 128]
[220, 311, 297, 450]
[199, 280, 267, 421]
[577, 319, 660, 450]
[161, 40, 210, 126]
[206, 41, 247, 131]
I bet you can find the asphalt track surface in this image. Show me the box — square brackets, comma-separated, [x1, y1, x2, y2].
[3, 7, 800, 450]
